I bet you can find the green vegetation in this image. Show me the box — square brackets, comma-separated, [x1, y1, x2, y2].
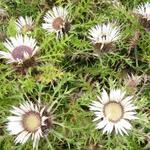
[0, 0, 149, 150]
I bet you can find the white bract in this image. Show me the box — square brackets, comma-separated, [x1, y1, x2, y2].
[134, 2, 150, 21]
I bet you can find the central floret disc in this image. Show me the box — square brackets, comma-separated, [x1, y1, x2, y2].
[23, 112, 41, 132]
[12, 45, 32, 60]
[104, 102, 123, 122]
[52, 17, 64, 30]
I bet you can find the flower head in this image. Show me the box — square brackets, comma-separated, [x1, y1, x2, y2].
[15, 16, 34, 33]
[134, 2, 150, 30]
[42, 6, 70, 38]
[124, 74, 142, 94]
[134, 2, 150, 21]
[6, 101, 53, 148]
[124, 74, 142, 88]
[90, 89, 137, 135]
[0, 34, 38, 64]
[88, 22, 121, 51]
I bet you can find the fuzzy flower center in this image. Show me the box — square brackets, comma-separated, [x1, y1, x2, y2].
[104, 102, 123, 122]
[22, 25, 32, 33]
[52, 17, 64, 30]
[23, 112, 41, 132]
[12, 45, 32, 60]
[127, 79, 137, 87]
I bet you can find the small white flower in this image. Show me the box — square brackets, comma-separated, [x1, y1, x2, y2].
[134, 2, 150, 21]
[88, 22, 121, 49]
[124, 74, 142, 88]
[90, 89, 137, 135]
[6, 101, 53, 148]
[15, 16, 34, 33]
[0, 34, 38, 64]
[42, 6, 70, 38]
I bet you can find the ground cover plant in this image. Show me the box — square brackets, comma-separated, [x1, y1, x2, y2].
[0, 0, 150, 150]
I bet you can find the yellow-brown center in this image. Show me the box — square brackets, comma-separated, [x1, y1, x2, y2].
[52, 17, 64, 30]
[23, 112, 41, 132]
[21, 24, 32, 33]
[104, 102, 123, 122]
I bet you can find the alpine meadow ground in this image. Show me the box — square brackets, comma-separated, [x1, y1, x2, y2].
[0, 0, 150, 150]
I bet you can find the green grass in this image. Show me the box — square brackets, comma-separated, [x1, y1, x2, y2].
[0, 0, 150, 150]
